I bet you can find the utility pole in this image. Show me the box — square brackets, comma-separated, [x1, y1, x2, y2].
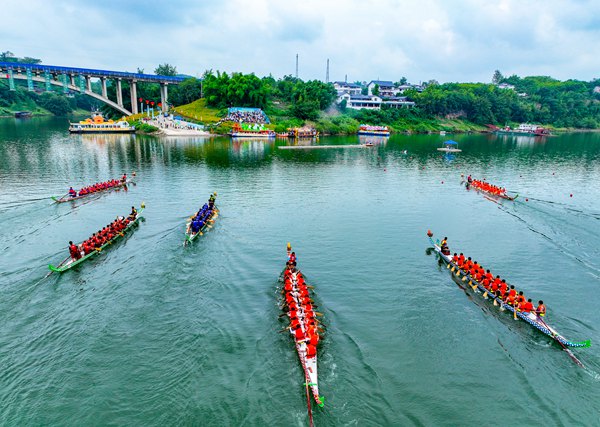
[326, 58, 329, 83]
[295, 54, 298, 79]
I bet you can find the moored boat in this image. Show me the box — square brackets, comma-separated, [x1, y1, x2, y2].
[492, 123, 551, 137]
[357, 124, 390, 136]
[280, 243, 324, 424]
[14, 111, 32, 118]
[229, 123, 275, 138]
[69, 110, 135, 134]
[184, 193, 218, 244]
[52, 178, 133, 203]
[48, 205, 145, 273]
[427, 232, 590, 352]
[437, 140, 461, 152]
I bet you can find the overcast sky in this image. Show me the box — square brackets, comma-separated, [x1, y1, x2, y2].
[2, 0, 600, 83]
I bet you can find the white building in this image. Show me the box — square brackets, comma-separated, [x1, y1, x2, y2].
[367, 80, 401, 97]
[497, 83, 515, 90]
[333, 81, 362, 96]
[337, 93, 415, 110]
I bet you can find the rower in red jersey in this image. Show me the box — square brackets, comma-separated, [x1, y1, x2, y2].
[520, 298, 534, 313]
[458, 253, 465, 265]
[516, 291, 526, 306]
[68, 241, 81, 260]
[121, 173, 127, 183]
[491, 276, 501, 293]
[292, 324, 305, 341]
[499, 280, 508, 297]
[289, 251, 296, 263]
[68, 187, 77, 198]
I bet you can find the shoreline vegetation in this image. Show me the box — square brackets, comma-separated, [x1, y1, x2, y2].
[4, 64, 600, 136]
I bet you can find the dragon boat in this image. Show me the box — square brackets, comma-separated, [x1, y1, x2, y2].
[280, 243, 323, 426]
[465, 178, 517, 201]
[52, 179, 133, 203]
[48, 205, 144, 273]
[184, 194, 218, 245]
[427, 232, 590, 354]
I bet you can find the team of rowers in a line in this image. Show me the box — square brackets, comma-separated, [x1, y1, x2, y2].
[442, 237, 547, 317]
[467, 175, 507, 196]
[188, 193, 217, 235]
[68, 174, 130, 198]
[67, 206, 138, 261]
[282, 255, 321, 359]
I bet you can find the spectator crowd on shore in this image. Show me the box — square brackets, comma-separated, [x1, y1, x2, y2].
[224, 108, 269, 124]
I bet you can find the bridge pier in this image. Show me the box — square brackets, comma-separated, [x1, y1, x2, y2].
[116, 79, 123, 107]
[70, 74, 75, 87]
[130, 80, 138, 114]
[86, 76, 92, 92]
[101, 77, 107, 98]
[160, 83, 169, 112]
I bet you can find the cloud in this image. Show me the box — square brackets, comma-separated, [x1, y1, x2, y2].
[2, 0, 600, 83]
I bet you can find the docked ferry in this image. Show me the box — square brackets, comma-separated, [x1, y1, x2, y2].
[229, 123, 275, 138]
[492, 123, 551, 136]
[69, 111, 135, 134]
[357, 125, 390, 136]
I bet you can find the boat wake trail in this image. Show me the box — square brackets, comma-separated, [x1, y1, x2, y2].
[499, 202, 600, 278]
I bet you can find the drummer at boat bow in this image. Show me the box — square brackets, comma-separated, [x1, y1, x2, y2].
[440, 237, 450, 255]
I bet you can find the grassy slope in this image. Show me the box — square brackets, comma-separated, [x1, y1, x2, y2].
[171, 99, 222, 124]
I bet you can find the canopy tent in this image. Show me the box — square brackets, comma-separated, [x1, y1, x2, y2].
[444, 140, 459, 145]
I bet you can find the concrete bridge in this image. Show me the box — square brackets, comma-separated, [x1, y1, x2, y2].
[0, 62, 186, 116]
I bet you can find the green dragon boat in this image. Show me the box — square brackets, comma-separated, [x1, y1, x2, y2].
[49, 205, 145, 273]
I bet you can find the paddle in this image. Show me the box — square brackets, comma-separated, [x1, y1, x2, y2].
[53, 191, 70, 202]
[536, 315, 586, 368]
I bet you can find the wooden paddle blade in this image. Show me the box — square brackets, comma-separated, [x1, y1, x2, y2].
[483, 291, 488, 299]
[493, 299, 498, 306]
[462, 276, 467, 282]
[446, 264, 451, 269]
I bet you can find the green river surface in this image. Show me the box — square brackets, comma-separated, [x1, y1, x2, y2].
[1, 117, 600, 426]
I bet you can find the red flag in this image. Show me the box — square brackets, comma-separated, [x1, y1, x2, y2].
[138, 97, 142, 102]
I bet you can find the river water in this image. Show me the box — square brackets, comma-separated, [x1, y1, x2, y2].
[1, 117, 600, 426]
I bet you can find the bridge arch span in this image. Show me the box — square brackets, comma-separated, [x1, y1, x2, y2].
[6, 74, 132, 116]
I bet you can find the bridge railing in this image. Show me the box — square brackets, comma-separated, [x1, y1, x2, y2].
[0, 61, 186, 84]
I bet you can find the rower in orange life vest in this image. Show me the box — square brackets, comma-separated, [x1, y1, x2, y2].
[68, 241, 81, 260]
[504, 285, 517, 305]
[536, 301, 546, 317]
[68, 187, 77, 198]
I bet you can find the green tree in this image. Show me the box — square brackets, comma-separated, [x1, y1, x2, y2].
[38, 92, 72, 115]
[154, 63, 178, 76]
[492, 70, 504, 84]
[372, 84, 380, 96]
[170, 78, 203, 106]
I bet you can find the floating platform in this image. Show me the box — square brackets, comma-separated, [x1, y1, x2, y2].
[278, 144, 367, 150]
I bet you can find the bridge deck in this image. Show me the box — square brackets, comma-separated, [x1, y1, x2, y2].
[0, 61, 185, 84]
